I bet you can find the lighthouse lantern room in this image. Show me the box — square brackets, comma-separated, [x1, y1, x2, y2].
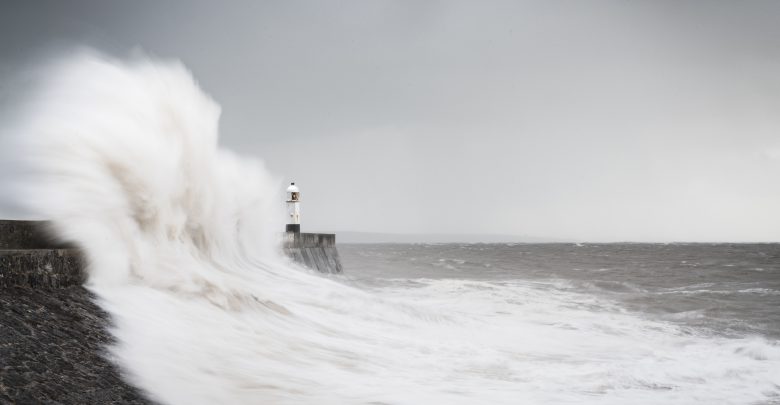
[286, 182, 301, 233]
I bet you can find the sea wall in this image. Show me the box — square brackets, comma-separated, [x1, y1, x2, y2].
[283, 232, 343, 274]
[0, 220, 66, 250]
[0, 219, 150, 403]
[0, 220, 343, 287]
[0, 220, 83, 289]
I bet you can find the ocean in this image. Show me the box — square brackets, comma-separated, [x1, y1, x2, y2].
[5, 51, 779, 404]
[341, 243, 780, 340]
[333, 243, 780, 404]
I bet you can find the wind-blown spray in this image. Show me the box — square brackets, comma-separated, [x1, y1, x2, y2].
[4, 51, 779, 404]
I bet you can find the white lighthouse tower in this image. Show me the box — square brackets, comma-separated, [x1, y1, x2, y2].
[286, 182, 301, 233]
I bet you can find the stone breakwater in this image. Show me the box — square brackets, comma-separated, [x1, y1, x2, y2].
[0, 220, 151, 403]
[0, 220, 342, 403]
[283, 232, 343, 274]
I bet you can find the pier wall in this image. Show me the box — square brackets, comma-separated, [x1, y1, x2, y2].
[0, 221, 83, 289]
[283, 232, 343, 274]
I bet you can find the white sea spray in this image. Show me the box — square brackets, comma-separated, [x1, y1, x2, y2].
[4, 50, 780, 404]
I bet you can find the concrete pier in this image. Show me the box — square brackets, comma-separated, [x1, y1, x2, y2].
[0, 220, 66, 250]
[283, 232, 343, 274]
[0, 248, 84, 289]
[0, 220, 82, 289]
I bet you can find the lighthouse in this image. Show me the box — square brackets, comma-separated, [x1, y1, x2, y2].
[286, 182, 301, 233]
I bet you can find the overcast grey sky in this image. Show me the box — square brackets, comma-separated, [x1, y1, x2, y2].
[1, 1, 779, 241]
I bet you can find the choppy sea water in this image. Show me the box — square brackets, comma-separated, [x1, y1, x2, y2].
[337, 243, 780, 404]
[341, 243, 780, 340]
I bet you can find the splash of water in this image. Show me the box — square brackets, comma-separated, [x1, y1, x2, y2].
[5, 51, 780, 404]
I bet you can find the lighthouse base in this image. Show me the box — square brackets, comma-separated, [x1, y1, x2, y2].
[282, 232, 342, 274]
[285, 224, 300, 233]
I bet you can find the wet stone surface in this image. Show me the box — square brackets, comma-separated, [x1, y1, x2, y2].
[0, 285, 153, 404]
[0, 221, 70, 250]
[0, 249, 85, 289]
